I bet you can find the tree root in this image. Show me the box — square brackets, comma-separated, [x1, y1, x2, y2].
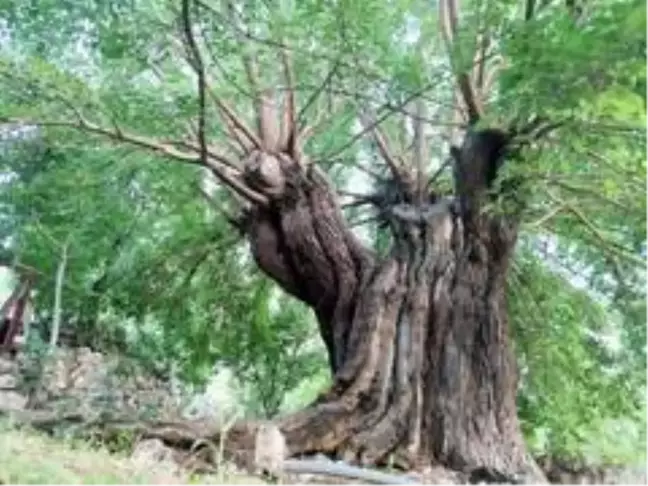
[1, 407, 546, 484]
[0, 407, 420, 483]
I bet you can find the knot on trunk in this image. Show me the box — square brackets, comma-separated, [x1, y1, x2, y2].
[243, 150, 299, 199]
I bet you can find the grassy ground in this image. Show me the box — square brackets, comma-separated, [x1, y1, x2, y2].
[0, 421, 264, 485]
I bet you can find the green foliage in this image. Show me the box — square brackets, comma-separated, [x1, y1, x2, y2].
[0, 0, 644, 467]
[497, 0, 646, 120]
[509, 243, 646, 464]
[226, 280, 328, 417]
[1, 138, 326, 411]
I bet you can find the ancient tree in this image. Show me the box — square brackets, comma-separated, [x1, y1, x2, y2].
[3, 0, 575, 481]
[170, 0, 559, 479]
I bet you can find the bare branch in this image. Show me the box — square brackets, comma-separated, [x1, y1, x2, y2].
[349, 214, 382, 228]
[7, 117, 202, 162]
[281, 459, 419, 486]
[298, 94, 348, 155]
[180, 0, 208, 166]
[438, 0, 459, 46]
[412, 98, 428, 203]
[456, 74, 483, 124]
[581, 149, 645, 186]
[568, 206, 643, 265]
[167, 35, 263, 152]
[324, 85, 432, 162]
[224, 1, 281, 152]
[471, 32, 489, 91]
[195, 181, 240, 222]
[194, 0, 391, 94]
[259, 88, 281, 151]
[552, 180, 632, 213]
[357, 110, 403, 181]
[197, 24, 254, 101]
[525, 0, 537, 21]
[49, 237, 70, 351]
[481, 56, 503, 95]
[279, 48, 297, 155]
[296, 59, 341, 129]
[324, 157, 385, 181]
[439, 0, 483, 124]
[5, 115, 268, 205]
[426, 158, 452, 190]
[179, 120, 241, 169]
[517, 117, 565, 139]
[274, 83, 461, 127]
[338, 188, 387, 214]
[206, 87, 263, 152]
[239, 49, 278, 151]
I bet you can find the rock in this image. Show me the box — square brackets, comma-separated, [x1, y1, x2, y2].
[0, 355, 23, 402]
[0, 372, 17, 389]
[254, 422, 286, 476]
[16, 345, 183, 421]
[0, 356, 15, 374]
[0, 389, 28, 410]
[131, 439, 175, 465]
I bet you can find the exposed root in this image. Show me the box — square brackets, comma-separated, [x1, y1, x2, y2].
[2, 406, 549, 483]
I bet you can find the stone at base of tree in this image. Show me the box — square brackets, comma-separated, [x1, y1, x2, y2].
[131, 438, 176, 464]
[254, 421, 286, 478]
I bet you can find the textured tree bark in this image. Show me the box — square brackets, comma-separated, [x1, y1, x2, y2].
[243, 154, 545, 482]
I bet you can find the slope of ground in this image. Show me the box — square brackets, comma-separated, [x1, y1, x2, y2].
[0, 421, 264, 485]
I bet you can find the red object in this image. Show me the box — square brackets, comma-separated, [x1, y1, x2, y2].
[0, 267, 35, 353]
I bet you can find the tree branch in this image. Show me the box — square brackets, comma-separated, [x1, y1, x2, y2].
[546, 193, 644, 266]
[279, 48, 298, 157]
[524, 0, 537, 21]
[357, 110, 404, 183]
[296, 59, 341, 129]
[325, 85, 432, 162]
[167, 35, 264, 153]
[524, 203, 566, 229]
[412, 99, 428, 203]
[2, 117, 201, 163]
[49, 237, 70, 351]
[3, 115, 268, 205]
[439, 0, 483, 125]
[180, 0, 208, 167]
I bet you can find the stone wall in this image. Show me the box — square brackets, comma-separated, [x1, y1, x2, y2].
[0, 347, 182, 420]
[0, 354, 27, 411]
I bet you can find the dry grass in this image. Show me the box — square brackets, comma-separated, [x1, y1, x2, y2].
[0, 420, 265, 485]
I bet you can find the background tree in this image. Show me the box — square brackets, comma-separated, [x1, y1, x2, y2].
[0, 128, 325, 412]
[0, 0, 645, 481]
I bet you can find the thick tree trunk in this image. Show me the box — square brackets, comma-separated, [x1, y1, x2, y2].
[244, 160, 544, 482]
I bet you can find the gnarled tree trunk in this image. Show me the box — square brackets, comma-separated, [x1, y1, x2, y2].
[20, 9, 550, 475]
[244, 154, 543, 481]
